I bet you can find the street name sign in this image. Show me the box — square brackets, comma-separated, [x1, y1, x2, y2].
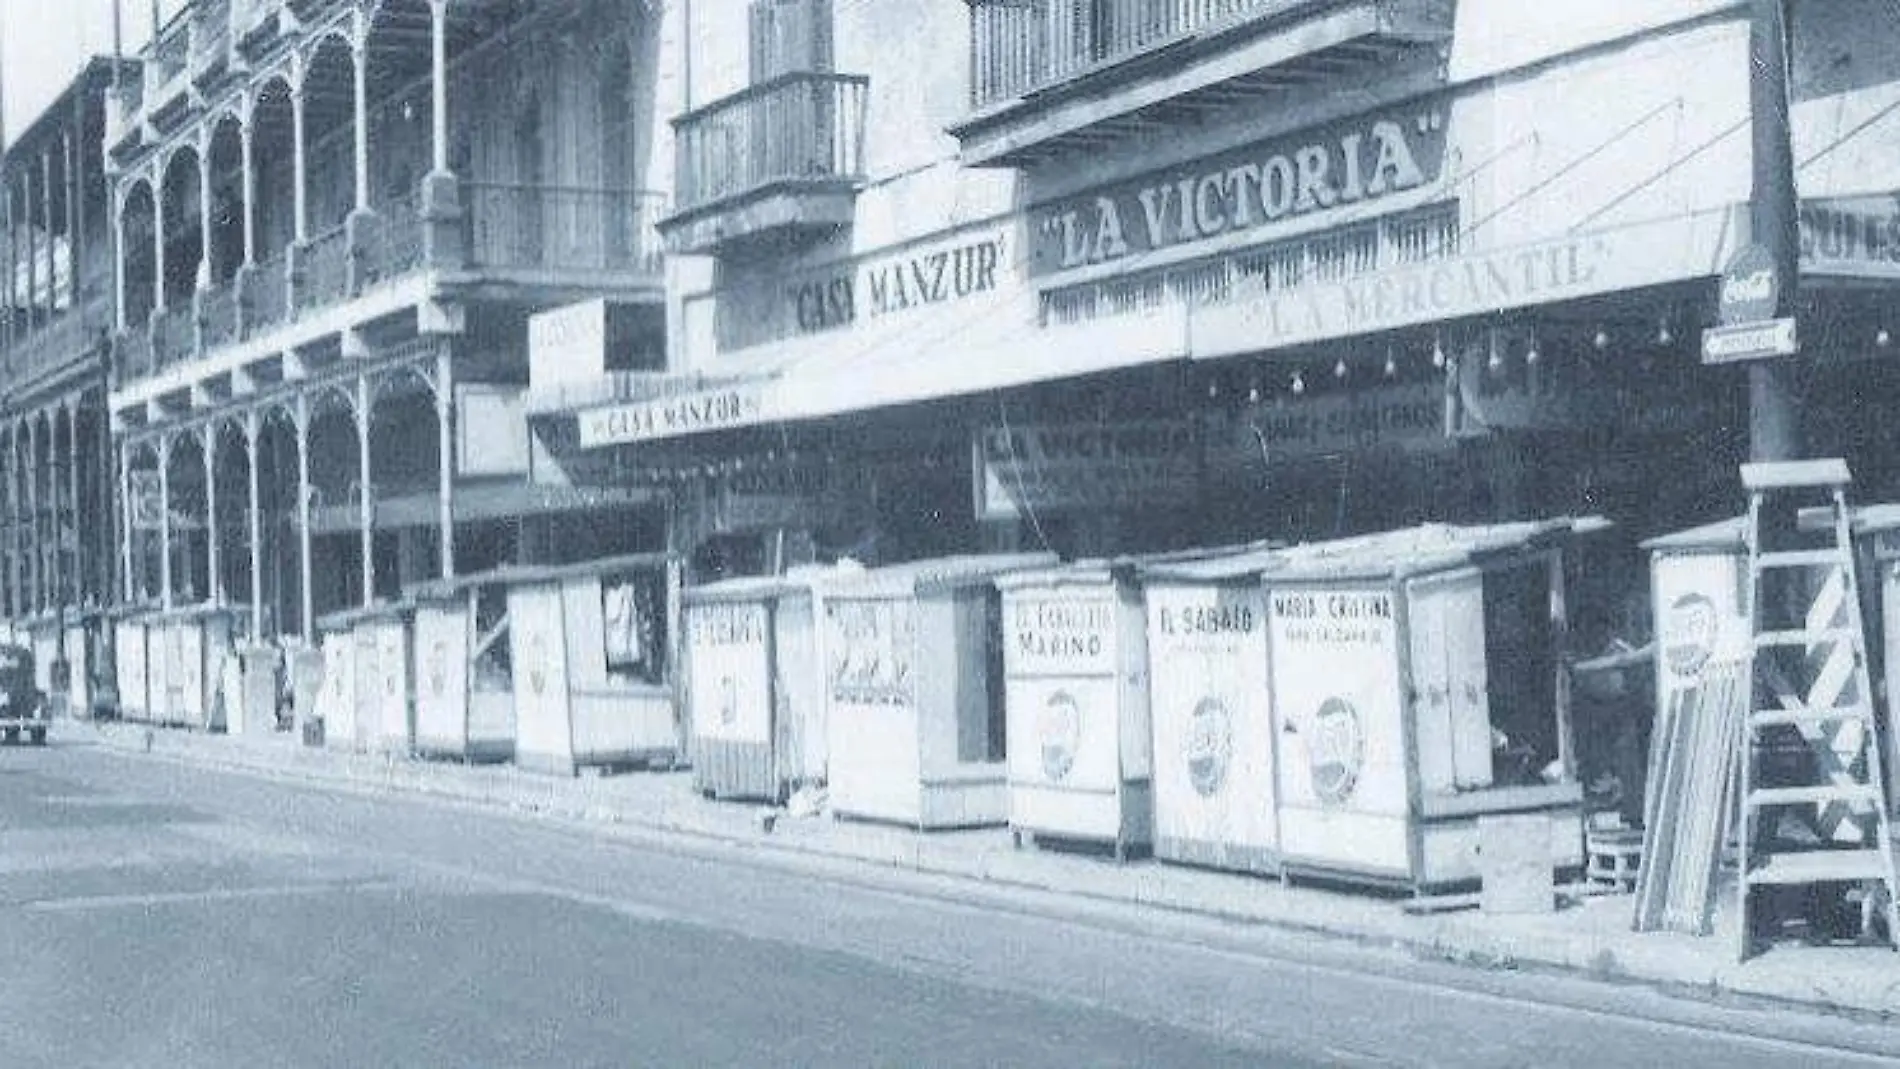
[1701, 317, 1799, 365]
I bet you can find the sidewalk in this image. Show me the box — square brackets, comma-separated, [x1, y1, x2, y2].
[74, 719, 1900, 1022]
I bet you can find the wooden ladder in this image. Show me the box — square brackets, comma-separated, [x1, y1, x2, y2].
[1738, 458, 1900, 961]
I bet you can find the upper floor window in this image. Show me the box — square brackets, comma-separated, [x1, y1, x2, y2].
[748, 0, 833, 83]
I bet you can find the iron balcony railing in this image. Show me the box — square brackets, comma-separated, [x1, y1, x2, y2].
[201, 282, 239, 350]
[152, 304, 197, 371]
[248, 250, 290, 334]
[671, 71, 869, 215]
[116, 321, 154, 382]
[967, 0, 1291, 108]
[6, 302, 105, 387]
[365, 194, 426, 287]
[295, 224, 350, 315]
[463, 183, 667, 275]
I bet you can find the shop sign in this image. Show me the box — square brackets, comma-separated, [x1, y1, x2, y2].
[1192, 225, 1698, 357]
[1009, 592, 1117, 678]
[1269, 587, 1398, 812]
[1800, 194, 1900, 279]
[827, 600, 915, 708]
[687, 602, 771, 743]
[1029, 99, 1450, 276]
[577, 385, 768, 450]
[1716, 244, 1779, 326]
[1701, 318, 1798, 365]
[975, 419, 1200, 521]
[786, 231, 1010, 335]
[1215, 380, 1445, 466]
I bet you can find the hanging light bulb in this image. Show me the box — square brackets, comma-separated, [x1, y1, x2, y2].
[1657, 311, 1673, 346]
[1486, 330, 1504, 372]
[1593, 327, 1610, 351]
[1383, 347, 1397, 378]
[1525, 326, 1540, 366]
[1208, 378, 1220, 399]
[1247, 380, 1261, 405]
[1879, 327, 1892, 348]
[1431, 332, 1446, 369]
[1333, 357, 1347, 380]
[1290, 370, 1306, 396]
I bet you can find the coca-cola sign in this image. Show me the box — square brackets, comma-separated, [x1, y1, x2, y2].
[1717, 244, 1779, 325]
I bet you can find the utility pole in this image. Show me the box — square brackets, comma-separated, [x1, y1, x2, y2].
[1747, 0, 1801, 462]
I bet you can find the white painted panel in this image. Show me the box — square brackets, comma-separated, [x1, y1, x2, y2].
[1271, 586, 1408, 819]
[686, 601, 773, 746]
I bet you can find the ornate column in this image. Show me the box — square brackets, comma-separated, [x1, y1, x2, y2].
[352, 12, 370, 214]
[240, 115, 257, 268]
[67, 406, 80, 607]
[26, 422, 41, 614]
[245, 411, 263, 635]
[40, 150, 54, 320]
[5, 428, 18, 619]
[113, 191, 128, 332]
[24, 173, 40, 330]
[119, 440, 134, 604]
[197, 131, 215, 291]
[357, 376, 373, 607]
[435, 345, 454, 579]
[157, 433, 173, 610]
[430, 0, 449, 177]
[204, 426, 220, 605]
[291, 79, 309, 244]
[294, 395, 313, 640]
[153, 163, 167, 313]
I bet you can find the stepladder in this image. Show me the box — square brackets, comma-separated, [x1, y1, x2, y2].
[1738, 458, 1900, 961]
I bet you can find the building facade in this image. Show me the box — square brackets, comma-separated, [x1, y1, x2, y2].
[0, 58, 126, 693]
[105, 0, 677, 643]
[528, 0, 1900, 601]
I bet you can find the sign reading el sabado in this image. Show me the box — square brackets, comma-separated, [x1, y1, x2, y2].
[1029, 99, 1449, 276]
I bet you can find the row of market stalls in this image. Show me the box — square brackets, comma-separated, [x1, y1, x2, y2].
[64, 498, 1900, 904]
[681, 518, 1602, 892]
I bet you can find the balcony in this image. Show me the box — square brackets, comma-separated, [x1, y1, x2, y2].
[7, 300, 108, 394]
[191, 0, 234, 86]
[952, 0, 1454, 166]
[464, 184, 667, 277]
[658, 71, 869, 257]
[144, 15, 197, 130]
[106, 73, 147, 158]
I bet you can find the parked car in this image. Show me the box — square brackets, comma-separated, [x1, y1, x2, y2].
[0, 643, 48, 746]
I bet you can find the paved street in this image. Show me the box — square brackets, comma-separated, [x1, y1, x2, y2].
[0, 740, 1897, 1068]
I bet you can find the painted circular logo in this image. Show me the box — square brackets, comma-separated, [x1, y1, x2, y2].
[1663, 593, 1719, 678]
[427, 639, 447, 697]
[1184, 697, 1234, 798]
[1309, 697, 1365, 807]
[526, 632, 549, 695]
[718, 675, 739, 730]
[1039, 690, 1081, 784]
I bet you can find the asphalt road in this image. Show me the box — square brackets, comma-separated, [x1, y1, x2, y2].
[0, 740, 1897, 1069]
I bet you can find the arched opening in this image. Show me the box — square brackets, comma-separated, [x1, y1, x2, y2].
[307, 398, 363, 617]
[251, 79, 298, 266]
[211, 420, 251, 618]
[120, 181, 157, 328]
[365, 0, 434, 216]
[366, 378, 443, 598]
[159, 147, 204, 309]
[164, 432, 208, 606]
[127, 441, 163, 605]
[206, 115, 246, 288]
[302, 35, 359, 237]
[255, 409, 302, 638]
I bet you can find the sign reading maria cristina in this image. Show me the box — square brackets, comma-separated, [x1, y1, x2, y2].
[976, 420, 1200, 521]
[1268, 586, 1397, 811]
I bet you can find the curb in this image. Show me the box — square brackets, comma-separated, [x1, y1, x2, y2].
[73, 725, 1900, 1026]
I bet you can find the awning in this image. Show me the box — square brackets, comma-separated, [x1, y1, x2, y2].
[566, 299, 1191, 452]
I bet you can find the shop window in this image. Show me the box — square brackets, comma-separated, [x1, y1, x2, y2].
[601, 567, 668, 687]
[1483, 563, 1560, 787]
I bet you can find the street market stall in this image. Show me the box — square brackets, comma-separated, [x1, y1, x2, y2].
[500, 553, 682, 777]
[408, 572, 516, 762]
[996, 545, 1276, 859]
[824, 553, 1056, 830]
[1143, 521, 1605, 892]
[146, 605, 244, 731]
[112, 608, 153, 722]
[315, 600, 417, 756]
[683, 566, 857, 803]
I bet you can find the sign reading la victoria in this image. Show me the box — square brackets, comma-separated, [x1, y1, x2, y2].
[1029, 99, 1450, 276]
